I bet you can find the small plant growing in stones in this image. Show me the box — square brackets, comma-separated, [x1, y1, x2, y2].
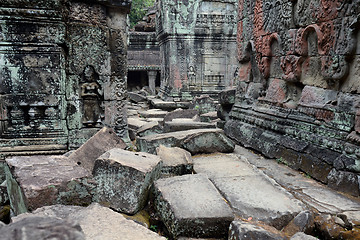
[276, 157, 288, 166]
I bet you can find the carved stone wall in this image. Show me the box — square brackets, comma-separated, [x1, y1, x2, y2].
[226, 0, 360, 196]
[0, 0, 130, 158]
[156, 0, 238, 100]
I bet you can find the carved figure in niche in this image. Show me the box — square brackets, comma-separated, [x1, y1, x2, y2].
[187, 66, 196, 86]
[80, 65, 103, 127]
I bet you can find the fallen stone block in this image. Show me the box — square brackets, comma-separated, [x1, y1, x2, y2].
[93, 148, 162, 214]
[163, 120, 216, 133]
[150, 98, 190, 110]
[200, 111, 218, 122]
[219, 89, 236, 106]
[156, 145, 193, 177]
[5, 155, 95, 215]
[228, 220, 286, 240]
[153, 174, 233, 238]
[68, 127, 126, 172]
[137, 121, 163, 137]
[137, 129, 235, 154]
[290, 232, 318, 240]
[163, 108, 199, 122]
[211, 174, 305, 230]
[128, 117, 148, 130]
[139, 109, 168, 119]
[282, 210, 315, 238]
[13, 203, 166, 240]
[128, 92, 148, 103]
[190, 95, 217, 114]
[3, 216, 85, 240]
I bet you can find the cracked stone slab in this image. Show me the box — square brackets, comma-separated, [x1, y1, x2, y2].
[68, 127, 126, 172]
[156, 145, 193, 177]
[193, 153, 258, 178]
[93, 148, 162, 214]
[153, 174, 234, 238]
[229, 220, 286, 240]
[137, 128, 235, 154]
[5, 155, 94, 215]
[212, 174, 305, 230]
[13, 203, 166, 240]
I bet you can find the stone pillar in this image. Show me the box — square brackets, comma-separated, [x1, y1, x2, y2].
[148, 71, 157, 95]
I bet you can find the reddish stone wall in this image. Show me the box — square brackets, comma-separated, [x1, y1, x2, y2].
[226, 0, 360, 196]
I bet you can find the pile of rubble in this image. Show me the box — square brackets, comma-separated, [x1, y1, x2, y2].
[1, 94, 360, 239]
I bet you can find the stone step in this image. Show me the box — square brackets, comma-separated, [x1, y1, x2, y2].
[136, 128, 235, 154]
[153, 174, 234, 238]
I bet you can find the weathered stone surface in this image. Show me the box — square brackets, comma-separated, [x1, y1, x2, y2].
[137, 121, 163, 137]
[128, 117, 148, 130]
[14, 203, 166, 240]
[163, 109, 199, 122]
[219, 89, 236, 106]
[128, 92, 148, 103]
[163, 120, 216, 133]
[282, 211, 315, 238]
[200, 111, 219, 122]
[2, 216, 85, 240]
[153, 174, 234, 238]
[6, 155, 94, 215]
[68, 127, 126, 172]
[212, 174, 304, 229]
[290, 232, 318, 240]
[157, 0, 238, 100]
[137, 129, 235, 155]
[0, 0, 130, 156]
[228, 0, 360, 196]
[139, 109, 168, 119]
[0, 185, 8, 206]
[327, 169, 360, 197]
[156, 145, 193, 177]
[190, 95, 218, 114]
[150, 98, 190, 110]
[93, 148, 162, 214]
[228, 220, 286, 240]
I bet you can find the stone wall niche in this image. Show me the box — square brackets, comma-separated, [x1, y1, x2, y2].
[156, 0, 238, 100]
[0, 0, 131, 158]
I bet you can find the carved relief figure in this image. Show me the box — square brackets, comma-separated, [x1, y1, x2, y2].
[80, 65, 103, 127]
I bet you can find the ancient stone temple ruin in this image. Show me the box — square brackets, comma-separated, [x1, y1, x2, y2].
[156, 0, 238, 100]
[127, 7, 160, 95]
[225, 0, 360, 196]
[0, 0, 130, 158]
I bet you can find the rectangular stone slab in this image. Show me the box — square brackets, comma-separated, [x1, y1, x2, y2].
[137, 128, 234, 154]
[93, 148, 162, 214]
[5, 155, 94, 215]
[211, 175, 305, 230]
[68, 127, 126, 172]
[153, 174, 234, 238]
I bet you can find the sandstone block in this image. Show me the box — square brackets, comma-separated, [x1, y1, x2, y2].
[137, 121, 163, 137]
[282, 210, 315, 237]
[5, 155, 94, 215]
[219, 89, 236, 106]
[2, 216, 85, 240]
[68, 127, 126, 172]
[139, 109, 168, 119]
[163, 109, 199, 122]
[212, 174, 305, 230]
[153, 174, 234, 238]
[156, 145, 193, 177]
[128, 92, 147, 103]
[290, 232, 318, 240]
[163, 120, 216, 133]
[13, 203, 166, 240]
[200, 111, 218, 122]
[137, 129, 235, 154]
[228, 220, 286, 240]
[93, 148, 162, 214]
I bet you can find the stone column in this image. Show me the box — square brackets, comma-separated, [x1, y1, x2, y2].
[148, 71, 157, 95]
